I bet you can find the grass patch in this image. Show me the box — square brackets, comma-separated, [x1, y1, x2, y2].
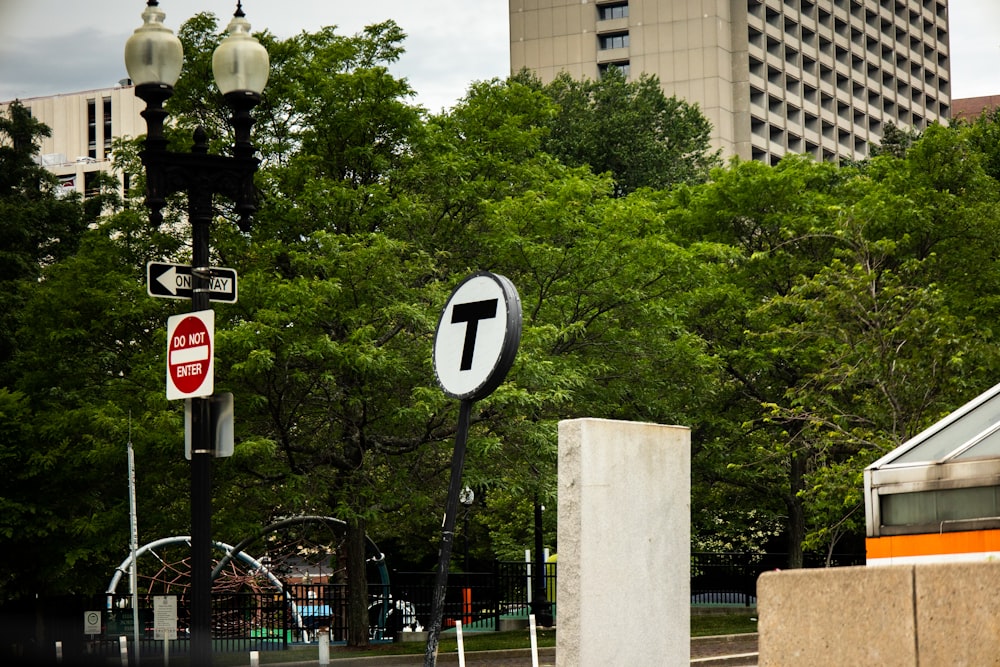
[168, 615, 754, 664]
[691, 613, 758, 637]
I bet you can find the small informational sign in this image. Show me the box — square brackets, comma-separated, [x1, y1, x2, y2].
[83, 610, 102, 635]
[184, 392, 235, 459]
[153, 595, 178, 641]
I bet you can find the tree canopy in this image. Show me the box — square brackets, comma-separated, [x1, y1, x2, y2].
[4, 14, 1000, 637]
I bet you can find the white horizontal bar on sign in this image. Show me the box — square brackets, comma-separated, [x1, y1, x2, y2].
[170, 345, 209, 365]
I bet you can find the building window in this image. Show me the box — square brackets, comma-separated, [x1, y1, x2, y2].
[598, 32, 629, 50]
[103, 97, 112, 158]
[598, 2, 628, 20]
[87, 99, 97, 160]
[598, 61, 630, 77]
[881, 487, 1000, 530]
[84, 171, 100, 198]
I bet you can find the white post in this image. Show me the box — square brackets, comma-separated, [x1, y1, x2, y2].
[529, 614, 540, 667]
[54, 640, 62, 663]
[162, 637, 169, 667]
[119, 635, 129, 666]
[127, 430, 141, 665]
[542, 548, 551, 604]
[318, 628, 330, 667]
[456, 621, 466, 667]
[249, 650, 260, 667]
[524, 549, 532, 605]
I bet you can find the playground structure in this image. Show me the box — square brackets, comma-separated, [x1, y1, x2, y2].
[104, 516, 392, 645]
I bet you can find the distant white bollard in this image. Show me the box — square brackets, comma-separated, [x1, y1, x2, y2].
[456, 621, 466, 667]
[529, 615, 540, 667]
[119, 635, 129, 666]
[54, 640, 63, 663]
[318, 627, 330, 666]
[249, 649, 260, 667]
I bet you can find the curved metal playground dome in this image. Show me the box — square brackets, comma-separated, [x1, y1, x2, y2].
[105, 516, 391, 640]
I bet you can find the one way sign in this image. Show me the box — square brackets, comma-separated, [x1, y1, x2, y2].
[147, 262, 238, 303]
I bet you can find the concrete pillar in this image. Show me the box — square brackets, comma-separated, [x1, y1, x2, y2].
[557, 418, 690, 667]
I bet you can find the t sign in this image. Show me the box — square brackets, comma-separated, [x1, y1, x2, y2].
[433, 272, 522, 401]
[166, 310, 215, 400]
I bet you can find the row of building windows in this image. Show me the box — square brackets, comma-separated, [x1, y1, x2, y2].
[749, 89, 940, 163]
[762, 0, 948, 28]
[86, 97, 113, 160]
[748, 56, 947, 115]
[748, 83, 944, 160]
[746, 0, 948, 163]
[598, 1, 628, 21]
[752, 22, 949, 74]
[756, 2, 948, 64]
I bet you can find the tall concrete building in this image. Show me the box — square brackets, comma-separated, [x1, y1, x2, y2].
[1, 85, 144, 198]
[509, 0, 951, 163]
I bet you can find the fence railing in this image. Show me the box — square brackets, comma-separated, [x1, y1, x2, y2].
[690, 552, 864, 607]
[2, 552, 862, 663]
[389, 560, 557, 634]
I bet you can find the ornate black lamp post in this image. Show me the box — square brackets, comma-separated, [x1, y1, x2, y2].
[124, 2, 268, 664]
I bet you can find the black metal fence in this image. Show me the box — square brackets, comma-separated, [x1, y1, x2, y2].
[1, 553, 861, 664]
[54, 591, 293, 663]
[690, 552, 864, 607]
[389, 560, 557, 634]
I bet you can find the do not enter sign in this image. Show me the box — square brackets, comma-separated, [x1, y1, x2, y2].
[166, 310, 214, 400]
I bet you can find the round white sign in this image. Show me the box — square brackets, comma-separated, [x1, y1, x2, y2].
[433, 272, 521, 401]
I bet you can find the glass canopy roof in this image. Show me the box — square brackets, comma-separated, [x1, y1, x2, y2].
[871, 382, 1000, 468]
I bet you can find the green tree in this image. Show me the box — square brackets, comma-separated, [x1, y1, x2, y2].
[868, 121, 921, 159]
[189, 16, 433, 646]
[515, 68, 721, 196]
[0, 202, 189, 600]
[672, 155, 854, 566]
[0, 101, 89, 370]
[676, 125, 1000, 565]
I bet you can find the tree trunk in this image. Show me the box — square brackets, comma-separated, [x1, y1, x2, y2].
[346, 516, 370, 648]
[531, 495, 553, 626]
[785, 450, 807, 569]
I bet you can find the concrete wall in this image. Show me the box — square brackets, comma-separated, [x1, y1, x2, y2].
[758, 561, 1000, 666]
[557, 418, 690, 667]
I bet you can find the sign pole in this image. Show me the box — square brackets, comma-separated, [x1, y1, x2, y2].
[425, 272, 521, 667]
[189, 189, 213, 666]
[424, 399, 473, 666]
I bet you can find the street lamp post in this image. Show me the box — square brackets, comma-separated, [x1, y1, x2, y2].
[125, 2, 268, 664]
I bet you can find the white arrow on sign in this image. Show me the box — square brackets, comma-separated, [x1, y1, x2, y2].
[156, 265, 184, 296]
[147, 262, 238, 303]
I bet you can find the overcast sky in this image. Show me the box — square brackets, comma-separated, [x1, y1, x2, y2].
[0, 0, 997, 112]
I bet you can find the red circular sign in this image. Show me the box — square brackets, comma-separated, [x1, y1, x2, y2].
[168, 315, 212, 395]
